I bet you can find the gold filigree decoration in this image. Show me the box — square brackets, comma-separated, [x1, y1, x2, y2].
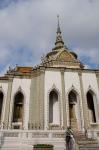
[56, 51, 74, 61]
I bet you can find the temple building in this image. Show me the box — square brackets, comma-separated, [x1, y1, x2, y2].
[0, 18, 99, 150]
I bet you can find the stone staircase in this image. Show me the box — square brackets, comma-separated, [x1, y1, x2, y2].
[74, 131, 99, 150]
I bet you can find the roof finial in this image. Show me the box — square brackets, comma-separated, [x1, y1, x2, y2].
[57, 14, 61, 34]
[53, 15, 64, 50]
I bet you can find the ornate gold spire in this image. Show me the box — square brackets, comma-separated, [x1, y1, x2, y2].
[57, 15, 61, 34]
[54, 15, 64, 49]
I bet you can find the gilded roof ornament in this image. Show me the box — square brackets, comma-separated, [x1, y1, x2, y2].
[54, 15, 64, 49]
[57, 15, 61, 34]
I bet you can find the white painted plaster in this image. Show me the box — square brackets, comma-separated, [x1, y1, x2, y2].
[64, 72, 83, 130]
[9, 78, 31, 129]
[44, 71, 62, 129]
[0, 83, 8, 124]
[64, 72, 81, 93]
[82, 73, 99, 101]
[53, 99, 60, 124]
[82, 73, 99, 122]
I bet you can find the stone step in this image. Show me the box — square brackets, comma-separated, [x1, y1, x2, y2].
[79, 145, 99, 150]
[74, 131, 85, 137]
[78, 139, 97, 144]
[80, 148, 99, 150]
[78, 139, 99, 150]
[75, 131, 99, 150]
[79, 144, 99, 147]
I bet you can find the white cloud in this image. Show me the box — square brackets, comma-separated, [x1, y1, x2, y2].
[0, 0, 99, 74]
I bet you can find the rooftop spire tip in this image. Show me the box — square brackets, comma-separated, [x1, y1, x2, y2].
[57, 14, 61, 34]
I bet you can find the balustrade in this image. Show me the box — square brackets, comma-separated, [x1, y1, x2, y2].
[0, 130, 65, 139]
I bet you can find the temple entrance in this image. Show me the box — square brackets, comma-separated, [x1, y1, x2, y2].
[87, 91, 96, 123]
[49, 90, 60, 125]
[0, 91, 3, 122]
[12, 92, 24, 129]
[68, 91, 78, 129]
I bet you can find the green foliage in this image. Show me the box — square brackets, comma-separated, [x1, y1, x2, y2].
[34, 144, 53, 148]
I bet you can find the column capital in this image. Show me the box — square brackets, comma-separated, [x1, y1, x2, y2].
[78, 71, 82, 76]
[60, 68, 65, 74]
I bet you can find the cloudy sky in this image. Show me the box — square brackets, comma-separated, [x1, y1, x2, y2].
[0, 0, 99, 75]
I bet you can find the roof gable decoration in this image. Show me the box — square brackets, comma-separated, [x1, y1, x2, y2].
[56, 50, 76, 62]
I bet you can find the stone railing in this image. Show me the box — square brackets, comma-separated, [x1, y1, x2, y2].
[87, 129, 99, 140]
[0, 130, 65, 139]
[3, 132, 19, 137]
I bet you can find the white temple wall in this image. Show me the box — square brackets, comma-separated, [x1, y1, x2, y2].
[9, 78, 31, 129]
[64, 72, 81, 92]
[82, 73, 99, 100]
[0, 83, 8, 124]
[44, 70, 85, 130]
[44, 70, 62, 129]
[64, 72, 83, 130]
[82, 73, 99, 123]
[53, 98, 60, 124]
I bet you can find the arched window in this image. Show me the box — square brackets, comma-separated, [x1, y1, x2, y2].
[69, 91, 77, 104]
[49, 90, 60, 124]
[68, 90, 77, 128]
[0, 91, 3, 121]
[87, 91, 96, 123]
[13, 92, 24, 123]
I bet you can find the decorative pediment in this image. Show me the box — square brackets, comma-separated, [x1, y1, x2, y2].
[88, 85, 91, 90]
[18, 86, 22, 92]
[52, 84, 57, 90]
[87, 85, 96, 95]
[56, 50, 75, 61]
[48, 84, 60, 95]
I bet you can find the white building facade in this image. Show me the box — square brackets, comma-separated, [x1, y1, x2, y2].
[0, 22, 99, 150]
